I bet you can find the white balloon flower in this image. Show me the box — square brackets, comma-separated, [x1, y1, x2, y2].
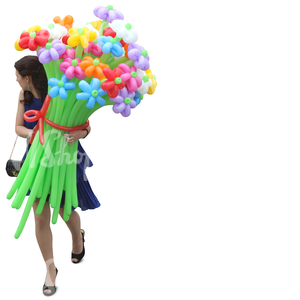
[110, 20, 138, 44]
[136, 70, 152, 95]
[48, 23, 68, 40]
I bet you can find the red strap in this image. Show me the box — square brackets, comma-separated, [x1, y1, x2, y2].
[24, 95, 89, 145]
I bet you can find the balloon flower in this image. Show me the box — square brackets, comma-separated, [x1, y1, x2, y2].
[109, 87, 136, 117]
[8, 4, 157, 239]
[18, 30, 50, 51]
[60, 58, 85, 79]
[53, 15, 74, 30]
[93, 5, 124, 23]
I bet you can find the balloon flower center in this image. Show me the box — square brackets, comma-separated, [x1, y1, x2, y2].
[124, 97, 131, 104]
[93, 59, 100, 66]
[93, 39, 97, 44]
[143, 75, 149, 82]
[92, 90, 98, 97]
[58, 80, 64, 88]
[141, 50, 148, 57]
[48, 24, 55, 30]
[30, 32, 37, 39]
[71, 60, 78, 67]
[114, 77, 122, 84]
[46, 43, 52, 50]
[77, 28, 84, 36]
[131, 72, 137, 78]
[125, 23, 132, 30]
[107, 5, 113, 10]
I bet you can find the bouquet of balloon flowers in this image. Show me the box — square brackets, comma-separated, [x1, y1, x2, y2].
[7, 5, 157, 239]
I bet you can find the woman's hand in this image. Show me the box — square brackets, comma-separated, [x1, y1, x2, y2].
[63, 130, 86, 145]
[28, 125, 36, 138]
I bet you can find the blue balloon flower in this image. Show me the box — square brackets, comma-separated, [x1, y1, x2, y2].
[133, 91, 143, 106]
[48, 75, 76, 99]
[76, 78, 107, 109]
[98, 36, 123, 57]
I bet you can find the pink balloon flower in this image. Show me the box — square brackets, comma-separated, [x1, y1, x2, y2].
[59, 48, 76, 60]
[84, 41, 103, 56]
[118, 63, 142, 92]
[60, 58, 85, 79]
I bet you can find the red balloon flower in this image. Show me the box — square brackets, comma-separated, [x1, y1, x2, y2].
[101, 67, 125, 98]
[19, 30, 50, 51]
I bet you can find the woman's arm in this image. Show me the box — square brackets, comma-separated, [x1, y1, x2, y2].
[15, 90, 34, 138]
[63, 124, 91, 144]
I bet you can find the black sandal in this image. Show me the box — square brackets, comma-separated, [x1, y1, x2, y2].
[71, 229, 85, 263]
[43, 267, 58, 296]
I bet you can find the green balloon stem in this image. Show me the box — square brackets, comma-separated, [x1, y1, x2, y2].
[125, 60, 134, 68]
[100, 53, 112, 64]
[99, 20, 109, 36]
[75, 43, 83, 59]
[108, 56, 129, 70]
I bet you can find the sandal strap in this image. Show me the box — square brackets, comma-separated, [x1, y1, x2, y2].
[43, 284, 56, 292]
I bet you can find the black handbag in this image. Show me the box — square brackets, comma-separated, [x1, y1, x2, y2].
[6, 136, 29, 177]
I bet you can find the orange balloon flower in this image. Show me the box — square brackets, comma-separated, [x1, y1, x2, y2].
[53, 15, 74, 30]
[80, 56, 108, 79]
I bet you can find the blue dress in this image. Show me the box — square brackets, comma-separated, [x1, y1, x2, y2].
[22, 97, 100, 211]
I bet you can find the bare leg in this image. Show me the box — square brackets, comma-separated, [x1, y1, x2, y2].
[32, 199, 57, 295]
[59, 208, 83, 262]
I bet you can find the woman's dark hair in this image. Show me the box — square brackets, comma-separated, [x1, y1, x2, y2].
[14, 55, 48, 105]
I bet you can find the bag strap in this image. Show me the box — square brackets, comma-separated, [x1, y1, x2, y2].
[9, 135, 29, 160]
[9, 135, 18, 160]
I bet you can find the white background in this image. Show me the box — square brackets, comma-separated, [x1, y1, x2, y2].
[0, 0, 300, 299]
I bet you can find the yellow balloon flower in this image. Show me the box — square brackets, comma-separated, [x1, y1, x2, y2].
[15, 38, 24, 51]
[28, 25, 42, 32]
[145, 69, 157, 95]
[68, 27, 97, 49]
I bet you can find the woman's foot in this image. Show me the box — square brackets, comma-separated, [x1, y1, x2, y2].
[71, 229, 84, 263]
[43, 262, 58, 296]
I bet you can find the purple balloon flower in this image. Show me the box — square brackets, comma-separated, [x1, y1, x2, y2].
[37, 39, 66, 64]
[109, 87, 137, 117]
[128, 43, 150, 71]
[93, 5, 124, 23]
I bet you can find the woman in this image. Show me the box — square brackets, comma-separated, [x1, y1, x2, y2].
[15, 55, 100, 296]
